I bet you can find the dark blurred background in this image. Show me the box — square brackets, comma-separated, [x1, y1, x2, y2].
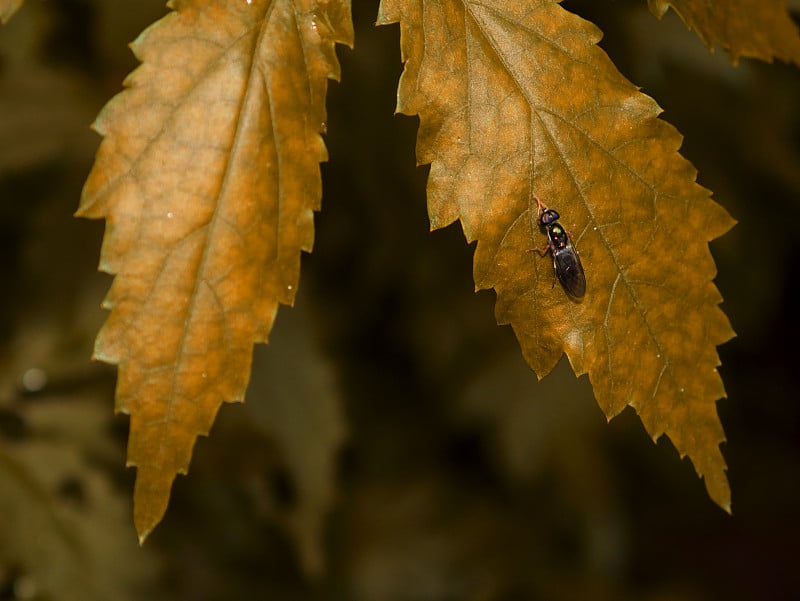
[0, 1, 798, 600]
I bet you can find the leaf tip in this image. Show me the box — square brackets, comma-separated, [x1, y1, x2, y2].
[0, 0, 23, 24]
[133, 465, 176, 544]
[137, 529, 151, 546]
[702, 461, 732, 515]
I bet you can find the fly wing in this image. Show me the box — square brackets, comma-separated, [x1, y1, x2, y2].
[554, 248, 586, 298]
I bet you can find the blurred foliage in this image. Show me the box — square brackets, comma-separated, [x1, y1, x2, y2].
[0, 1, 799, 600]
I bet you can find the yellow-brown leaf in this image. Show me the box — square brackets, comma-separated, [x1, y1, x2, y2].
[77, 0, 353, 541]
[648, 0, 800, 65]
[378, 0, 735, 509]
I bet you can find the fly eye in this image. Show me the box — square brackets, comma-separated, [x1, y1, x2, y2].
[540, 209, 559, 225]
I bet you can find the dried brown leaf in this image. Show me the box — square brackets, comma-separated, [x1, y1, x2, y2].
[648, 0, 800, 64]
[77, 0, 353, 541]
[378, 0, 735, 509]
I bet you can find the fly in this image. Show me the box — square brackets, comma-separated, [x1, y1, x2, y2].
[533, 195, 586, 299]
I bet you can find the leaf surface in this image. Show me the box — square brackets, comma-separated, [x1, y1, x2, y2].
[77, 0, 352, 541]
[378, 0, 735, 508]
[648, 0, 800, 65]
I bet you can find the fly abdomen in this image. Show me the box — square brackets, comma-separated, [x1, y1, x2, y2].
[553, 247, 586, 298]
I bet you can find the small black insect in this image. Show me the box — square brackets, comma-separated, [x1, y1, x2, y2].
[534, 195, 586, 299]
